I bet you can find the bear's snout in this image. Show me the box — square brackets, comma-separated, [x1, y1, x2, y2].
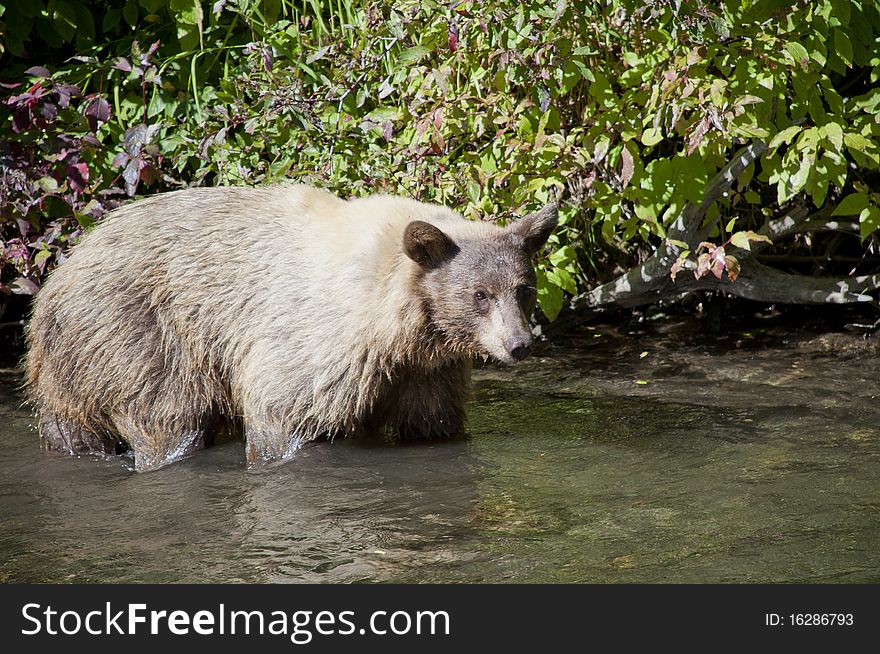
[506, 334, 533, 361]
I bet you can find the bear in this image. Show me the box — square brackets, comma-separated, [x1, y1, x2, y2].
[24, 185, 557, 471]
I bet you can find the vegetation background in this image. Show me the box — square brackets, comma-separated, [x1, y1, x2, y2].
[1, 0, 878, 329]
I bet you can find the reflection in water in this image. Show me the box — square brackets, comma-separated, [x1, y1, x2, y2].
[1, 333, 879, 583]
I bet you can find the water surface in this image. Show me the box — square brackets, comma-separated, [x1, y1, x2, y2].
[1, 326, 878, 582]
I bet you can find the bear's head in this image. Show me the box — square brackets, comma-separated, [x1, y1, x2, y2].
[404, 204, 558, 364]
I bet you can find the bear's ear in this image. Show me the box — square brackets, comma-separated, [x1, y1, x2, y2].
[509, 203, 558, 254]
[403, 220, 455, 267]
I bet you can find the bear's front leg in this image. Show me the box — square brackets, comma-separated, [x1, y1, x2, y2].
[111, 415, 211, 471]
[381, 360, 472, 439]
[244, 421, 306, 466]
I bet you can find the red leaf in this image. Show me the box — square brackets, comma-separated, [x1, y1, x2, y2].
[139, 162, 159, 185]
[670, 257, 684, 282]
[695, 252, 711, 279]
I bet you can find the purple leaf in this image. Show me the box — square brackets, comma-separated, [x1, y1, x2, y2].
[68, 162, 90, 194]
[123, 157, 141, 195]
[262, 46, 274, 73]
[538, 85, 550, 113]
[80, 133, 101, 149]
[84, 96, 112, 129]
[112, 151, 130, 169]
[12, 107, 32, 133]
[448, 23, 459, 53]
[144, 40, 161, 62]
[122, 123, 160, 155]
[54, 82, 82, 108]
[113, 57, 132, 72]
[687, 117, 710, 156]
[24, 66, 51, 78]
[620, 146, 634, 188]
[10, 278, 40, 295]
[695, 252, 711, 279]
[670, 257, 684, 282]
[39, 102, 58, 121]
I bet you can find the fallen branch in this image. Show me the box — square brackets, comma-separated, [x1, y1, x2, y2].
[559, 139, 878, 329]
[570, 141, 768, 312]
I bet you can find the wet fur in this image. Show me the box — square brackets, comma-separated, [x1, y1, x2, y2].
[25, 185, 554, 470]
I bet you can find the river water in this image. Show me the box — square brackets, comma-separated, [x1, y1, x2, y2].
[1, 324, 878, 583]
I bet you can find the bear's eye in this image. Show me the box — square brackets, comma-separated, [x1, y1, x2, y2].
[473, 290, 490, 310]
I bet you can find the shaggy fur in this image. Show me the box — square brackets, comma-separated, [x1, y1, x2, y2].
[25, 185, 557, 470]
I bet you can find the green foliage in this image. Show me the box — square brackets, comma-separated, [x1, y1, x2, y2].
[1, 0, 879, 312]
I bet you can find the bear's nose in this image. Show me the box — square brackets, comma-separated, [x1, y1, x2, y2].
[506, 335, 533, 361]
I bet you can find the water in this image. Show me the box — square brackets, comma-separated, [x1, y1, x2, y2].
[1, 325, 879, 583]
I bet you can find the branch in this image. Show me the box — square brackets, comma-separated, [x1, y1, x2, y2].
[560, 139, 877, 331]
[674, 260, 880, 304]
[693, 140, 768, 242]
[571, 140, 768, 311]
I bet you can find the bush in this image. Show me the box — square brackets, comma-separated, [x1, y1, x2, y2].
[1, 0, 879, 319]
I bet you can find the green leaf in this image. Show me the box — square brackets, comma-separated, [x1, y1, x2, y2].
[832, 192, 869, 216]
[139, 0, 165, 12]
[641, 127, 663, 147]
[810, 176, 829, 208]
[730, 230, 772, 251]
[784, 42, 810, 70]
[122, 0, 139, 27]
[34, 249, 52, 265]
[831, 0, 851, 26]
[768, 125, 801, 151]
[51, 0, 78, 42]
[37, 176, 59, 193]
[396, 46, 430, 64]
[730, 232, 752, 250]
[102, 7, 121, 32]
[549, 245, 577, 267]
[834, 29, 853, 67]
[587, 72, 614, 107]
[536, 269, 564, 321]
[547, 267, 577, 295]
[859, 205, 880, 240]
[75, 211, 96, 230]
[822, 122, 844, 150]
[843, 132, 875, 154]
